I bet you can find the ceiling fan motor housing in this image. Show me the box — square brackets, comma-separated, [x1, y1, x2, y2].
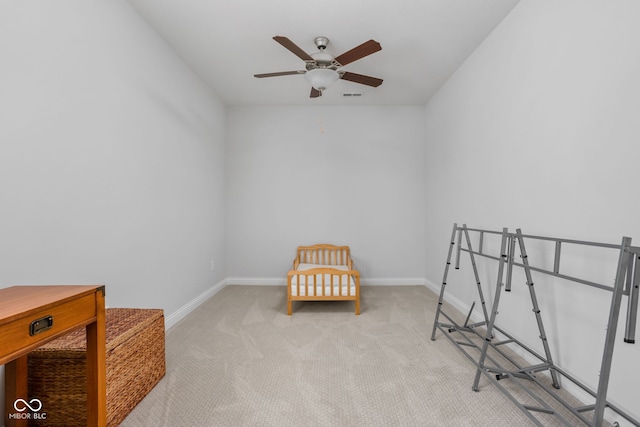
[307, 52, 336, 71]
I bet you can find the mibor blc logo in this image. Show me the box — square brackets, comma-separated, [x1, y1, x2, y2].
[8, 398, 47, 420]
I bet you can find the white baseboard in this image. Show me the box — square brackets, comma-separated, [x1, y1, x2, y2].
[424, 277, 471, 315]
[165, 279, 227, 330]
[361, 278, 426, 286]
[424, 278, 440, 294]
[225, 277, 427, 287]
[226, 277, 286, 286]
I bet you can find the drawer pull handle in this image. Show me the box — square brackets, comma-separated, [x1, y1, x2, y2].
[30, 316, 54, 336]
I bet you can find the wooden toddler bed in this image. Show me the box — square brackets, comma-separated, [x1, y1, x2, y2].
[287, 244, 360, 315]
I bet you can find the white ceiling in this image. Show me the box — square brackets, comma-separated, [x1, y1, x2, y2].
[126, 0, 521, 106]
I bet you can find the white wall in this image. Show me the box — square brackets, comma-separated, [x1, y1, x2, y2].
[226, 106, 426, 284]
[0, 0, 226, 419]
[424, 0, 640, 422]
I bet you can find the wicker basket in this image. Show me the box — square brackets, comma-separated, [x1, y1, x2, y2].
[27, 308, 166, 427]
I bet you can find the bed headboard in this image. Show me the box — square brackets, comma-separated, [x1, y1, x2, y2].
[296, 244, 351, 266]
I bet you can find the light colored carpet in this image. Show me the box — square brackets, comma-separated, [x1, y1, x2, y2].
[120, 285, 575, 426]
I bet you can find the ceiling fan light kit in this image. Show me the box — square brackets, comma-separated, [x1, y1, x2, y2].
[304, 68, 340, 91]
[254, 36, 383, 98]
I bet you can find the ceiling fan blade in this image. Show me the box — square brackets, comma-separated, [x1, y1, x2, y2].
[254, 70, 305, 78]
[340, 71, 383, 87]
[310, 87, 322, 98]
[334, 39, 382, 66]
[273, 36, 315, 63]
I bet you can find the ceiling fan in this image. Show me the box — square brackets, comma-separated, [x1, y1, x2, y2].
[254, 36, 383, 98]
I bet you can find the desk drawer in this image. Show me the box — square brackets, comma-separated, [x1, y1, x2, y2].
[0, 294, 96, 361]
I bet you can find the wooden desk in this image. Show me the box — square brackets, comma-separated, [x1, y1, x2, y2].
[1, 285, 106, 427]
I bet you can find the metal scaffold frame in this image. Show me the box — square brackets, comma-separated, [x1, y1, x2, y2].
[431, 223, 640, 427]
